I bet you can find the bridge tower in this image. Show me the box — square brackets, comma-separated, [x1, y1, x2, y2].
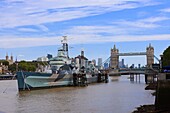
[110, 45, 119, 69]
[146, 44, 154, 68]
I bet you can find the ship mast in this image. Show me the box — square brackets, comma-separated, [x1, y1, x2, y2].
[61, 36, 69, 58]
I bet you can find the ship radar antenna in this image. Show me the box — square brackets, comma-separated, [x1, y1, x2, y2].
[62, 36, 67, 44]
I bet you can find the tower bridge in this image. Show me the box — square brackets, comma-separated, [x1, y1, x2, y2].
[102, 44, 160, 83]
[110, 44, 154, 69]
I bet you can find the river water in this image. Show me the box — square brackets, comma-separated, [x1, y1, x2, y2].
[0, 75, 154, 113]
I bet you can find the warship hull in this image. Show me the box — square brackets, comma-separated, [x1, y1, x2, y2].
[16, 71, 99, 91]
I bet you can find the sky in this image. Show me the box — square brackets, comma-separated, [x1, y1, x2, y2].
[0, 0, 170, 66]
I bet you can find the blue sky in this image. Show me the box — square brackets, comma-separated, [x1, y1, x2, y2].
[0, 0, 170, 66]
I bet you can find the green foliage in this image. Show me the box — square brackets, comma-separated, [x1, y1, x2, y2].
[8, 61, 48, 73]
[162, 46, 170, 66]
[18, 62, 36, 72]
[0, 60, 9, 66]
[8, 63, 17, 73]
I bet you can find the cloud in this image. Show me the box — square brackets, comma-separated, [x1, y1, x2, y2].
[18, 54, 24, 57]
[160, 8, 170, 13]
[36, 25, 49, 32]
[141, 17, 170, 23]
[17, 28, 39, 32]
[112, 16, 170, 28]
[63, 16, 170, 36]
[0, 0, 158, 28]
[67, 34, 170, 44]
[0, 34, 170, 48]
[64, 26, 128, 35]
[0, 36, 60, 48]
[113, 20, 158, 28]
[0, 0, 168, 49]
[137, 11, 149, 17]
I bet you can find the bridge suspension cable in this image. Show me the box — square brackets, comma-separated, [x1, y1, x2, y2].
[102, 56, 111, 65]
[154, 55, 160, 62]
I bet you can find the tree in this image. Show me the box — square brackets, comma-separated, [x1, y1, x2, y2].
[8, 61, 48, 73]
[17, 62, 36, 72]
[162, 46, 170, 66]
[8, 63, 17, 73]
[0, 60, 9, 66]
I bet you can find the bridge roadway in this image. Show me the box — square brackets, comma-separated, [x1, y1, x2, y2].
[109, 68, 158, 75]
[117, 52, 147, 56]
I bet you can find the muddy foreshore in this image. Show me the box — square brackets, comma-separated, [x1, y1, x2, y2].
[132, 83, 156, 113]
[133, 81, 170, 113]
[132, 104, 170, 113]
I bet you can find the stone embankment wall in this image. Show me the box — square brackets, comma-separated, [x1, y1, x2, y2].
[155, 75, 170, 111]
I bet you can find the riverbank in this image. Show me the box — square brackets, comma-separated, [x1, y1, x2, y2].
[133, 80, 170, 113]
[0, 74, 16, 80]
[132, 104, 170, 113]
[132, 104, 155, 113]
[145, 83, 157, 96]
[145, 83, 157, 90]
[132, 83, 156, 113]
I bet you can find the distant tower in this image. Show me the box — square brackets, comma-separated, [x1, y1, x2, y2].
[138, 64, 141, 68]
[104, 62, 109, 69]
[122, 59, 125, 67]
[11, 53, 13, 62]
[110, 44, 119, 69]
[80, 49, 85, 68]
[98, 58, 102, 69]
[5, 53, 14, 65]
[92, 59, 96, 66]
[81, 49, 84, 57]
[16, 56, 18, 62]
[146, 43, 154, 68]
[6, 53, 9, 61]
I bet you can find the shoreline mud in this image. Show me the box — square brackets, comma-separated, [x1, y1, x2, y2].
[133, 81, 170, 113]
[132, 104, 170, 113]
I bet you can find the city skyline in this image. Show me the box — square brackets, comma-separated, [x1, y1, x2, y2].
[0, 0, 170, 66]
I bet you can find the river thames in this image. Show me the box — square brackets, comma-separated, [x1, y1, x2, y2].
[0, 75, 154, 113]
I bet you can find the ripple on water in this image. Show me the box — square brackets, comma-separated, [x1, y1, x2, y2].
[0, 75, 154, 113]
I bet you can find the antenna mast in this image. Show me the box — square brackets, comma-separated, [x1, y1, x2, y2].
[62, 36, 69, 58]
